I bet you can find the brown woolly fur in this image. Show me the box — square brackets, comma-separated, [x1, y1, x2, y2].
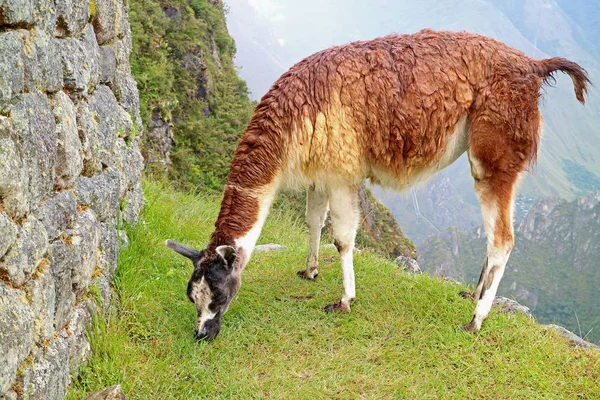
[213, 186, 259, 239]
[211, 28, 590, 244]
[530, 57, 591, 103]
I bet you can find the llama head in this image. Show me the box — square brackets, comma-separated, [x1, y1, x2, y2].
[166, 240, 241, 341]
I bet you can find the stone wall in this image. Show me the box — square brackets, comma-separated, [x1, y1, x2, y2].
[0, 0, 144, 398]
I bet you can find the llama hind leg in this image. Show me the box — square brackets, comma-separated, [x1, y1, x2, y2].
[324, 185, 359, 313]
[462, 162, 518, 332]
[298, 186, 329, 279]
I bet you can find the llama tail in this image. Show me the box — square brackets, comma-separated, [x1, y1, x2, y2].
[530, 57, 591, 104]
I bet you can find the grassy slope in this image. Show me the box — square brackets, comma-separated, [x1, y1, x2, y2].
[67, 182, 600, 399]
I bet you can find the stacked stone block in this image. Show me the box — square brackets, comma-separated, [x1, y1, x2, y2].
[0, 0, 144, 398]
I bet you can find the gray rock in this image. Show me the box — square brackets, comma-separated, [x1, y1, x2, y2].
[93, 275, 112, 309]
[49, 241, 75, 330]
[547, 324, 600, 351]
[493, 296, 535, 319]
[10, 92, 57, 211]
[45, 38, 64, 93]
[0, 282, 35, 394]
[443, 277, 462, 286]
[69, 209, 99, 297]
[0, 0, 143, 393]
[121, 180, 144, 225]
[99, 45, 117, 84]
[1, 229, 32, 286]
[255, 244, 286, 252]
[1, 217, 48, 286]
[83, 384, 128, 400]
[17, 338, 69, 400]
[126, 142, 144, 185]
[54, 0, 90, 37]
[75, 101, 103, 176]
[32, 0, 57, 34]
[76, 168, 120, 222]
[113, 137, 143, 198]
[92, 0, 118, 45]
[23, 217, 50, 270]
[20, 29, 41, 93]
[117, 3, 131, 40]
[98, 222, 119, 279]
[58, 24, 100, 96]
[67, 301, 93, 372]
[88, 85, 132, 166]
[114, 69, 140, 120]
[113, 138, 129, 197]
[21, 29, 64, 94]
[50, 91, 84, 188]
[24, 266, 56, 341]
[113, 36, 131, 69]
[0, 119, 27, 218]
[34, 190, 77, 241]
[0, 212, 17, 258]
[0, 31, 24, 110]
[0, 0, 34, 28]
[395, 256, 422, 274]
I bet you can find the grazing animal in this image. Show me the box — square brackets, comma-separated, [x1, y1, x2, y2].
[166, 29, 590, 340]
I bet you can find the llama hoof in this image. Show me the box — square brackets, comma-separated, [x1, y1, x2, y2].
[297, 270, 318, 280]
[459, 291, 475, 300]
[324, 301, 350, 313]
[460, 321, 480, 333]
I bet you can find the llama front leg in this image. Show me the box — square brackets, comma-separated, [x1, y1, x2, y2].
[462, 174, 516, 332]
[324, 185, 359, 313]
[298, 186, 329, 279]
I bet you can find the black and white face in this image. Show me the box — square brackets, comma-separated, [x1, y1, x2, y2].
[166, 241, 240, 341]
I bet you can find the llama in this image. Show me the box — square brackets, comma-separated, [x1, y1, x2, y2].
[166, 29, 590, 341]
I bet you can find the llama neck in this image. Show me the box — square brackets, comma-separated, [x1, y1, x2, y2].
[212, 180, 280, 270]
[234, 182, 279, 256]
[211, 123, 285, 268]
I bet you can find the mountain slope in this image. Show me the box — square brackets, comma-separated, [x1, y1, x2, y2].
[130, 0, 255, 189]
[418, 191, 600, 343]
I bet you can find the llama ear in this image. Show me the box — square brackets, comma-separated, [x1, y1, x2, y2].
[166, 240, 203, 264]
[215, 245, 236, 269]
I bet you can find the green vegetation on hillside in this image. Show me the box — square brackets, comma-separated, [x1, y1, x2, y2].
[562, 159, 600, 195]
[129, 0, 254, 190]
[66, 182, 600, 399]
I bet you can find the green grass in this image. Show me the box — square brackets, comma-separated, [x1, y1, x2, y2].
[67, 181, 600, 399]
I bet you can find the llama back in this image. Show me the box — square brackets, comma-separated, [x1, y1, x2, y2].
[242, 30, 546, 191]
